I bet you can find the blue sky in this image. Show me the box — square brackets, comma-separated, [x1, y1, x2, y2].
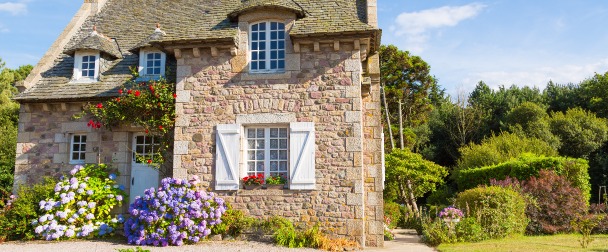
[1, 0, 608, 96]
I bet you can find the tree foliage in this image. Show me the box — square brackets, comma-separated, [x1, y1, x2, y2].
[0, 58, 32, 198]
[503, 101, 560, 150]
[385, 149, 447, 214]
[457, 132, 558, 171]
[549, 107, 608, 158]
[379, 45, 441, 151]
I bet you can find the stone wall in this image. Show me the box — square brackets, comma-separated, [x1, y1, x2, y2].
[172, 39, 383, 245]
[14, 102, 133, 202]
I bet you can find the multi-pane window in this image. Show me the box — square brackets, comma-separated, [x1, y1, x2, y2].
[81, 55, 96, 79]
[133, 135, 159, 164]
[145, 52, 162, 75]
[250, 21, 285, 72]
[246, 127, 288, 178]
[70, 135, 87, 164]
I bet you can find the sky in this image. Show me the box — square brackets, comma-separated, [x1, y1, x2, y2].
[1, 0, 608, 97]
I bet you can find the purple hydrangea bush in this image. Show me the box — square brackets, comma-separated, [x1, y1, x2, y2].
[32, 164, 126, 240]
[124, 176, 227, 246]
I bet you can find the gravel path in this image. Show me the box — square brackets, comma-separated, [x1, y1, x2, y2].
[0, 239, 322, 252]
[0, 229, 435, 252]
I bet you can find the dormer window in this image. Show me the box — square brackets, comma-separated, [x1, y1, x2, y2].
[250, 21, 285, 73]
[73, 51, 100, 82]
[138, 48, 166, 80]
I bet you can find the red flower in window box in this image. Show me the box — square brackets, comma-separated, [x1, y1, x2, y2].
[242, 174, 264, 186]
[118, 89, 123, 95]
[134, 90, 141, 97]
[96, 103, 103, 109]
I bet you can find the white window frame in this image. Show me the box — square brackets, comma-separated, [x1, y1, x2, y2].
[242, 126, 290, 180]
[69, 134, 87, 164]
[138, 48, 166, 80]
[249, 21, 286, 74]
[72, 51, 100, 83]
[132, 135, 159, 164]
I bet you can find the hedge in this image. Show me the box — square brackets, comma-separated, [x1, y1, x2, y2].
[456, 154, 591, 202]
[455, 186, 528, 239]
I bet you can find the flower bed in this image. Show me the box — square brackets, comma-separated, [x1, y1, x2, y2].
[124, 177, 227, 246]
[32, 164, 126, 240]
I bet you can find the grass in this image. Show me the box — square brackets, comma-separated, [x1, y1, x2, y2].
[437, 234, 608, 252]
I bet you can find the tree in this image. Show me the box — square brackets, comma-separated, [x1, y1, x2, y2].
[503, 102, 560, 150]
[457, 132, 558, 171]
[385, 149, 447, 215]
[380, 45, 439, 151]
[550, 107, 608, 158]
[0, 57, 32, 198]
[543, 81, 581, 113]
[579, 71, 608, 118]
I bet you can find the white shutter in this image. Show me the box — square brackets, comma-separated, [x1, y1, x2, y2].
[215, 124, 240, 190]
[289, 122, 315, 190]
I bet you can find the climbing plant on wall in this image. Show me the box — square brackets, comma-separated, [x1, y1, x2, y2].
[76, 77, 176, 166]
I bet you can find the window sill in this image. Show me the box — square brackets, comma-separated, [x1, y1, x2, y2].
[135, 75, 164, 82]
[69, 161, 85, 165]
[70, 79, 98, 84]
[236, 188, 311, 196]
[241, 71, 290, 81]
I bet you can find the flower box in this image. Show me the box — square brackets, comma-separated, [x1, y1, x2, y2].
[244, 184, 263, 190]
[264, 184, 285, 190]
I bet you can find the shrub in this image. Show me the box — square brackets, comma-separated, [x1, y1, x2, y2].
[457, 154, 591, 202]
[457, 132, 558, 171]
[426, 185, 454, 207]
[421, 217, 453, 246]
[522, 170, 587, 234]
[32, 164, 126, 240]
[0, 177, 56, 241]
[211, 208, 255, 238]
[455, 217, 485, 242]
[124, 177, 226, 246]
[384, 201, 402, 229]
[571, 214, 605, 248]
[455, 186, 528, 239]
[590, 203, 608, 233]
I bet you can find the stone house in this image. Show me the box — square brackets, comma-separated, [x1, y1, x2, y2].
[13, 0, 384, 246]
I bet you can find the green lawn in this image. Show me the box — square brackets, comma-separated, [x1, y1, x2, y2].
[437, 234, 608, 252]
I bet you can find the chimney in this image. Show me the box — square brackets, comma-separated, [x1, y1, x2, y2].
[367, 0, 378, 28]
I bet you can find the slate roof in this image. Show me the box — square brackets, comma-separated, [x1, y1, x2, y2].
[16, 0, 379, 102]
[64, 29, 123, 59]
[228, 0, 306, 20]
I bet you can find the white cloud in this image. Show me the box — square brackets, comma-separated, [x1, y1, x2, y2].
[391, 3, 486, 53]
[461, 58, 608, 91]
[0, 2, 27, 16]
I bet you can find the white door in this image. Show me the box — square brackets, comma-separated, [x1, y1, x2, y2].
[130, 134, 160, 205]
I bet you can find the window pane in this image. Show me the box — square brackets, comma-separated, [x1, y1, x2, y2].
[154, 68, 160, 75]
[259, 32, 266, 40]
[271, 32, 277, 40]
[270, 128, 278, 137]
[278, 60, 285, 69]
[90, 56, 96, 61]
[259, 61, 266, 70]
[154, 60, 161, 67]
[256, 162, 264, 171]
[251, 62, 258, 70]
[88, 70, 95, 76]
[252, 52, 258, 60]
[279, 50, 285, 59]
[280, 139, 287, 148]
[72, 153, 79, 160]
[80, 143, 86, 152]
[252, 24, 258, 31]
[136, 136, 144, 144]
[259, 22, 266, 30]
[278, 23, 285, 30]
[279, 150, 287, 159]
[79, 153, 86, 160]
[252, 33, 258, 41]
[259, 43, 266, 52]
[256, 150, 264, 160]
[280, 161, 287, 170]
[271, 22, 277, 30]
[270, 162, 278, 171]
[257, 129, 264, 138]
[248, 151, 255, 160]
[270, 150, 278, 160]
[271, 51, 277, 59]
[81, 136, 87, 142]
[147, 68, 153, 75]
[248, 162, 255, 172]
[247, 129, 256, 138]
[279, 128, 288, 137]
[278, 31, 285, 40]
[73, 144, 80, 151]
[271, 61, 277, 69]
